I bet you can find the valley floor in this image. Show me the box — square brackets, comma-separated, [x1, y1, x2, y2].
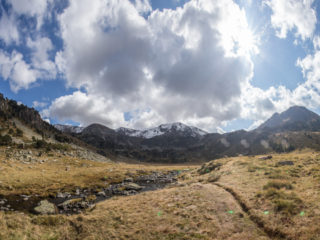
[1, 147, 320, 239]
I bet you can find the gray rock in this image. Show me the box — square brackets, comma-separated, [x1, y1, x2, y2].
[34, 200, 57, 214]
[97, 191, 106, 197]
[59, 198, 83, 208]
[124, 177, 133, 182]
[123, 183, 144, 191]
[57, 192, 70, 198]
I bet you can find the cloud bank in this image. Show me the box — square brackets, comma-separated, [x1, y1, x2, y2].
[46, 0, 256, 130]
[0, 0, 319, 132]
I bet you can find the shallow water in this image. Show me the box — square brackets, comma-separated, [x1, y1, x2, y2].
[0, 170, 180, 214]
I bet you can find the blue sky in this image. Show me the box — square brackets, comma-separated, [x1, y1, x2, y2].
[0, 0, 320, 132]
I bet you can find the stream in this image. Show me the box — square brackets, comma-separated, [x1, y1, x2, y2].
[0, 171, 180, 215]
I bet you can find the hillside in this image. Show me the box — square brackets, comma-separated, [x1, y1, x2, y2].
[0, 94, 116, 161]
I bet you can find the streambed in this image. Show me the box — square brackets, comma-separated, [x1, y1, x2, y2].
[0, 171, 180, 215]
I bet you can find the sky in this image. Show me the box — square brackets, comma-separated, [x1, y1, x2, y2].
[0, 0, 320, 133]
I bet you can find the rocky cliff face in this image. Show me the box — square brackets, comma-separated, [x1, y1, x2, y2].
[0, 94, 61, 138]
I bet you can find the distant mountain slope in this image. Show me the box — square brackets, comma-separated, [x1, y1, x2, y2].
[73, 122, 207, 162]
[257, 106, 320, 132]
[116, 122, 207, 139]
[50, 105, 320, 163]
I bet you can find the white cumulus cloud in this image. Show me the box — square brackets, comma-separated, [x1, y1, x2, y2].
[265, 0, 317, 40]
[0, 7, 19, 45]
[46, 0, 257, 131]
[0, 50, 38, 92]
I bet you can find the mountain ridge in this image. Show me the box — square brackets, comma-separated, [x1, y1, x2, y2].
[54, 122, 208, 139]
[2, 89, 320, 163]
[55, 105, 320, 137]
[52, 105, 320, 162]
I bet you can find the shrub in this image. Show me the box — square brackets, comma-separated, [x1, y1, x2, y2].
[33, 139, 47, 148]
[198, 162, 222, 175]
[264, 188, 285, 199]
[274, 199, 299, 215]
[50, 143, 70, 151]
[0, 134, 12, 145]
[261, 187, 303, 215]
[15, 128, 23, 137]
[54, 134, 70, 143]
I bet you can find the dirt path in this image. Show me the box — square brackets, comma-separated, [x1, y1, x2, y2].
[213, 182, 289, 240]
[190, 183, 270, 240]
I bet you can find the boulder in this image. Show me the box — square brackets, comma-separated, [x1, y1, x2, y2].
[97, 191, 106, 197]
[34, 200, 57, 214]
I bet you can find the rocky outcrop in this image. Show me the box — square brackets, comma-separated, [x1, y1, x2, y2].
[0, 93, 56, 135]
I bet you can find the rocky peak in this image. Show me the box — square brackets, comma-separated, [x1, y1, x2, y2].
[257, 106, 320, 131]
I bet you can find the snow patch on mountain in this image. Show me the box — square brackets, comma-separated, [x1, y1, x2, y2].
[54, 124, 84, 134]
[116, 122, 207, 139]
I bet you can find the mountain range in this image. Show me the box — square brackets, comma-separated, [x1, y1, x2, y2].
[54, 105, 320, 162]
[1, 92, 320, 163]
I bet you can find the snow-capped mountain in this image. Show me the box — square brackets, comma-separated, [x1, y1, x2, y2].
[116, 122, 207, 139]
[54, 124, 84, 134]
[115, 127, 142, 137]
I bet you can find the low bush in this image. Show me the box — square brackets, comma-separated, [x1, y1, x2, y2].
[0, 134, 12, 145]
[263, 181, 293, 190]
[15, 128, 23, 137]
[274, 199, 299, 215]
[198, 162, 222, 175]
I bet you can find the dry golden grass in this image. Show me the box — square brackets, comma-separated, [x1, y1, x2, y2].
[197, 150, 320, 239]
[0, 147, 196, 197]
[0, 183, 267, 240]
[3, 148, 320, 239]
